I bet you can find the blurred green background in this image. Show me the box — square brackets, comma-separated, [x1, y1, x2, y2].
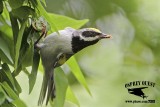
[17, 0, 160, 107]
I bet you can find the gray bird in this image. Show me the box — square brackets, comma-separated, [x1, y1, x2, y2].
[36, 27, 111, 105]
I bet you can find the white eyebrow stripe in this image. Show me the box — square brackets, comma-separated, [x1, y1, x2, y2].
[79, 34, 99, 41]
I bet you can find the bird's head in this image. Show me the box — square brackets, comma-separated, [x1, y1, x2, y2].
[78, 28, 111, 41]
[71, 28, 111, 53]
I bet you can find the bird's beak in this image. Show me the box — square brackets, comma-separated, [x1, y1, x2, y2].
[100, 33, 112, 39]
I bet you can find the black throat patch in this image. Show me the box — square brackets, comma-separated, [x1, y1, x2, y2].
[71, 36, 99, 53]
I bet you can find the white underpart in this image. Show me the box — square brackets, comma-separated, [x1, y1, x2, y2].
[79, 34, 99, 41]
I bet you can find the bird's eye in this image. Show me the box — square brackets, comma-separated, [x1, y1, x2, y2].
[82, 31, 92, 37]
[94, 32, 101, 35]
[82, 31, 101, 37]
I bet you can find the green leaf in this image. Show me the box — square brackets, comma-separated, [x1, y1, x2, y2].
[41, 0, 47, 7]
[11, 6, 35, 20]
[0, 103, 14, 107]
[53, 67, 68, 107]
[14, 20, 26, 74]
[0, 92, 5, 105]
[48, 13, 89, 30]
[8, 0, 24, 9]
[0, 63, 21, 94]
[67, 56, 91, 95]
[0, 50, 12, 66]
[0, 0, 3, 14]
[20, 45, 33, 67]
[0, 20, 12, 39]
[0, 68, 21, 95]
[9, 13, 19, 44]
[13, 77, 22, 94]
[29, 50, 40, 93]
[2, 63, 15, 89]
[1, 8, 9, 20]
[66, 86, 80, 107]
[0, 37, 13, 65]
[0, 82, 27, 107]
[0, 86, 6, 105]
[12, 99, 27, 107]
[30, 0, 38, 8]
[19, 26, 34, 68]
[0, 82, 26, 106]
[0, 69, 11, 87]
[0, 82, 18, 99]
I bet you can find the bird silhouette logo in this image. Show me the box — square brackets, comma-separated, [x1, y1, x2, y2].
[127, 87, 148, 99]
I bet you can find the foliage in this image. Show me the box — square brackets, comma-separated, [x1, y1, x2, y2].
[0, 0, 89, 107]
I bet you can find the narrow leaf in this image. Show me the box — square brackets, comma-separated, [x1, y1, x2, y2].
[9, 13, 19, 44]
[13, 77, 22, 94]
[11, 6, 35, 20]
[29, 50, 40, 93]
[8, 0, 24, 9]
[0, 37, 13, 64]
[0, 92, 5, 105]
[41, 0, 47, 7]
[19, 27, 34, 68]
[0, 103, 14, 107]
[67, 56, 91, 95]
[53, 67, 68, 107]
[30, 0, 38, 8]
[0, 0, 3, 14]
[0, 18, 12, 38]
[0, 82, 18, 99]
[0, 85, 11, 106]
[66, 86, 80, 107]
[12, 99, 27, 107]
[2, 63, 15, 89]
[14, 20, 26, 74]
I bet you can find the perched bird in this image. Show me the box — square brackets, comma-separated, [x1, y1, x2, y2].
[36, 27, 111, 105]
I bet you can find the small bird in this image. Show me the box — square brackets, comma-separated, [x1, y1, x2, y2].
[36, 27, 111, 105]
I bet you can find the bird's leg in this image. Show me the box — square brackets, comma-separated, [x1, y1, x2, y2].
[34, 32, 44, 49]
[34, 25, 47, 50]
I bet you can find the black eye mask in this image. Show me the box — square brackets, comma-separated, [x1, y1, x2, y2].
[82, 31, 101, 37]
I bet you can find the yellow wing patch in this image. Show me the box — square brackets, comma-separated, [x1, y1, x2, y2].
[58, 54, 67, 65]
[88, 28, 101, 33]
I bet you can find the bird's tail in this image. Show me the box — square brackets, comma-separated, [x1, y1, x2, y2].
[38, 68, 56, 106]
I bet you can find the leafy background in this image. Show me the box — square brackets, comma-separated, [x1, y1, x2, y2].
[0, 0, 160, 107]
